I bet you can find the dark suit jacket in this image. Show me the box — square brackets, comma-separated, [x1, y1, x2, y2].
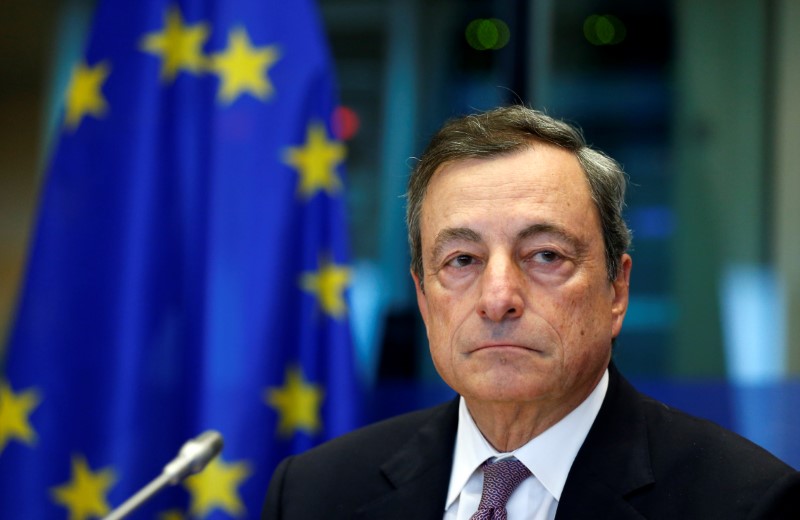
[264, 365, 800, 519]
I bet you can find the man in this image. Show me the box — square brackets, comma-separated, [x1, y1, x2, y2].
[264, 105, 800, 519]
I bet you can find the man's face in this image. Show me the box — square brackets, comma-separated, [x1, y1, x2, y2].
[412, 144, 631, 411]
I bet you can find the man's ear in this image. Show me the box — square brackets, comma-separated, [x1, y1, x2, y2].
[611, 254, 632, 338]
[411, 269, 429, 327]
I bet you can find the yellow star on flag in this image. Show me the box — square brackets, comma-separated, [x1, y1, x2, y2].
[0, 381, 41, 454]
[64, 60, 111, 131]
[140, 6, 210, 81]
[209, 27, 280, 104]
[265, 366, 324, 437]
[50, 455, 117, 520]
[183, 457, 252, 518]
[284, 122, 346, 198]
[300, 259, 351, 318]
[158, 510, 185, 520]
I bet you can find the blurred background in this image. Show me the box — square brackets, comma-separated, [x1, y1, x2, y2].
[2, 0, 799, 471]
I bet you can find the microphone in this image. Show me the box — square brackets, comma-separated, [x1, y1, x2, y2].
[162, 430, 224, 484]
[103, 430, 224, 520]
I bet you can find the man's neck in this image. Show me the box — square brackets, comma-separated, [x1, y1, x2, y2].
[464, 371, 606, 452]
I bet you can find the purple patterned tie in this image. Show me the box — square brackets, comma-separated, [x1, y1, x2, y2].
[470, 458, 531, 520]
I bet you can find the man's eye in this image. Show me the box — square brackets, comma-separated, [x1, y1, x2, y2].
[448, 255, 475, 268]
[535, 250, 561, 263]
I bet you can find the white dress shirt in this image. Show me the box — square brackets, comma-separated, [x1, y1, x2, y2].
[443, 370, 609, 520]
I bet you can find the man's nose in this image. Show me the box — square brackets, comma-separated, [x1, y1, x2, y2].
[477, 257, 525, 322]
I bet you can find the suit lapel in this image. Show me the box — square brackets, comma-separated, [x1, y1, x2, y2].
[556, 364, 654, 519]
[352, 365, 654, 519]
[354, 398, 459, 520]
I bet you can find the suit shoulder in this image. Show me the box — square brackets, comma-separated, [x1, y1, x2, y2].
[637, 392, 795, 480]
[264, 399, 457, 518]
[285, 399, 455, 471]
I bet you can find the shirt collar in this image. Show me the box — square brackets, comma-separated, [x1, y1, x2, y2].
[445, 369, 609, 509]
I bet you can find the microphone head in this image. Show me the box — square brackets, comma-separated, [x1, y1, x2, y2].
[163, 430, 224, 484]
[183, 430, 224, 473]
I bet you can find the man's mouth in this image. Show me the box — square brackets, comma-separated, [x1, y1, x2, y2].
[471, 343, 540, 353]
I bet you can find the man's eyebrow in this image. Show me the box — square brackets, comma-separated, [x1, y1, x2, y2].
[431, 227, 482, 262]
[518, 223, 589, 255]
[429, 223, 589, 262]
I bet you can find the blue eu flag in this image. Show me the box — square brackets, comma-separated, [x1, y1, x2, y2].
[0, 0, 358, 517]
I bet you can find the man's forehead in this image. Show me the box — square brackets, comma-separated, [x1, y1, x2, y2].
[429, 145, 585, 190]
[422, 151, 592, 216]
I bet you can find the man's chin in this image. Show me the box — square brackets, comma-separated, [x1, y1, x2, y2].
[459, 366, 555, 401]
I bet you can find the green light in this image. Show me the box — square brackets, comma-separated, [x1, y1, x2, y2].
[583, 14, 626, 46]
[465, 18, 510, 51]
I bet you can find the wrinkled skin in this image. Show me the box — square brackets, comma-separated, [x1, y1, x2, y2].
[412, 143, 632, 450]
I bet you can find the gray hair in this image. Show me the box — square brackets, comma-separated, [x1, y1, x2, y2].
[406, 105, 631, 283]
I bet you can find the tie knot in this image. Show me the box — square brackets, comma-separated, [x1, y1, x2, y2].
[476, 458, 531, 512]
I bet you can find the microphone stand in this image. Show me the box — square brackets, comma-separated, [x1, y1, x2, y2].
[103, 430, 224, 520]
[104, 472, 173, 520]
